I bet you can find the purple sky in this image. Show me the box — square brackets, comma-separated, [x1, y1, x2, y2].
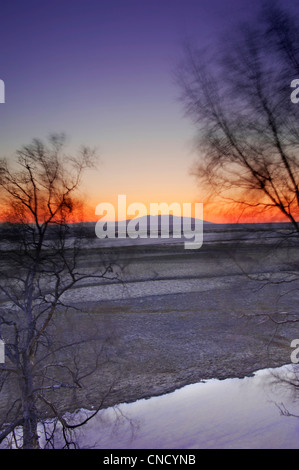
[0, 0, 297, 218]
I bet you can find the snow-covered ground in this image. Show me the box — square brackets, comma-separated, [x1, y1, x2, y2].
[39, 364, 299, 449]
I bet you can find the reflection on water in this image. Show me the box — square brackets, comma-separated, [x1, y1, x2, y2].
[38, 364, 299, 449]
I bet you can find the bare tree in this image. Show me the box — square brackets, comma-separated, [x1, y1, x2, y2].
[175, 0, 299, 342]
[176, 2, 299, 419]
[0, 134, 118, 448]
[176, 1, 299, 230]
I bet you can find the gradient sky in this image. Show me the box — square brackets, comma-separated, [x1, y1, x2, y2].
[0, 0, 297, 222]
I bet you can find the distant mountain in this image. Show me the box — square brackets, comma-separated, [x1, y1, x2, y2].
[122, 214, 211, 225]
[115, 214, 213, 236]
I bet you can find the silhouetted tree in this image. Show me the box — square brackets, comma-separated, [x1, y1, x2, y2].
[177, 4, 299, 421]
[176, 2, 299, 229]
[0, 134, 117, 448]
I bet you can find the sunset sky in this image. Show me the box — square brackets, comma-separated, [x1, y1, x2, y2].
[0, 0, 297, 223]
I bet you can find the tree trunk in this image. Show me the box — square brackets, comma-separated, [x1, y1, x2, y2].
[20, 358, 40, 449]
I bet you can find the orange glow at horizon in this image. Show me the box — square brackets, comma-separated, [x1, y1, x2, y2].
[0, 196, 295, 225]
[73, 198, 295, 224]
